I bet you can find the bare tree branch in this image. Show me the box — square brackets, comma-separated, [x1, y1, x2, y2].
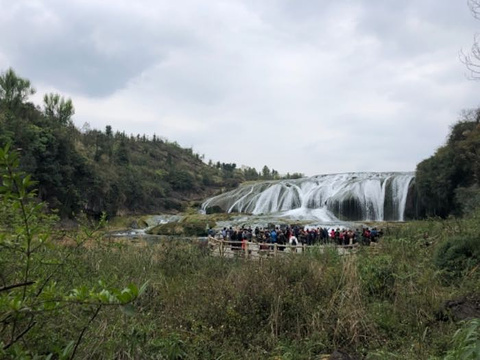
[462, 2, 480, 79]
[469, 0, 480, 20]
[0, 281, 35, 293]
[70, 305, 102, 360]
[3, 316, 36, 350]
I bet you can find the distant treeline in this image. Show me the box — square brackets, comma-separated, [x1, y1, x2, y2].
[0, 68, 303, 218]
[415, 109, 480, 218]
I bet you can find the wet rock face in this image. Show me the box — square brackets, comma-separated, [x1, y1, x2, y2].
[403, 180, 419, 220]
[330, 197, 365, 221]
[205, 205, 224, 214]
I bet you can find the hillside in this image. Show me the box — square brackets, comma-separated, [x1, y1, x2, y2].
[415, 110, 480, 218]
[0, 68, 305, 218]
[0, 69, 249, 217]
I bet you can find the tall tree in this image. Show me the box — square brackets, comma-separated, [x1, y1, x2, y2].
[0, 68, 36, 112]
[416, 112, 480, 217]
[43, 93, 75, 125]
[262, 165, 271, 179]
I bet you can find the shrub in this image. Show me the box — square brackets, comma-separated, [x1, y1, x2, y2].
[443, 319, 480, 360]
[0, 145, 144, 358]
[358, 254, 396, 300]
[434, 235, 480, 279]
[455, 185, 480, 216]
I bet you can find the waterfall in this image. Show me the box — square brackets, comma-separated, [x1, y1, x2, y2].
[202, 172, 415, 222]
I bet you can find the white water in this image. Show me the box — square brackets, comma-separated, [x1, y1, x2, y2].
[202, 172, 415, 222]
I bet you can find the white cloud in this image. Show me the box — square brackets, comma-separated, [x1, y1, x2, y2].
[1, 0, 479, 175]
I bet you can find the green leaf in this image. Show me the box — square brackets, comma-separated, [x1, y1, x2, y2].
[59, 341, 75, 360]
[138, 281, 150, 296]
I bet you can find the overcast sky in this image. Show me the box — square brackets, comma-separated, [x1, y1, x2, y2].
[1, 0, 479, 176]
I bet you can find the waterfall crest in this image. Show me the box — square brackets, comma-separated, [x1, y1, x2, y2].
[202, 172, 415, 222]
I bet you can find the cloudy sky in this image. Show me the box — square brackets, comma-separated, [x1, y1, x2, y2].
[1, 0, 479, 176]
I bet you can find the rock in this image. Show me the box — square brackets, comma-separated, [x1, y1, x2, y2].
[146, 215, 216, 237]
[129, 220, 139, 229]
[329, 349, 361, 360]
[438, 294, 480, 321]
[137, 218, 149, 228]
[205, 205, 225, 214]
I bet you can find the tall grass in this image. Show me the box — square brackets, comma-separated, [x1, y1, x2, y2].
[48, 217, 478, 359]
[2, 214, 479, 358]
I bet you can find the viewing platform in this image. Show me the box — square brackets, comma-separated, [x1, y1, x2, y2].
[206, 236, 362, 259]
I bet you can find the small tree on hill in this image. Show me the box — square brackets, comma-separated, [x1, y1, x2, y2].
[43, 93, 75, 126]
[0, 68, 36, 112]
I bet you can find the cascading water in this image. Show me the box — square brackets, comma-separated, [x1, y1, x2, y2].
[202, 172, 415, 222]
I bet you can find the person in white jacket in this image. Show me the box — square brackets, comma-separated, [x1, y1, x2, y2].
[289, 234, 298, 252]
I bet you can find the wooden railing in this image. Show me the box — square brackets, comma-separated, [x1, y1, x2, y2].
[207, 236, 358, 259]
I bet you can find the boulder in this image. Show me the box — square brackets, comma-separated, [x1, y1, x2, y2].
[329, 349, 361, 360]
[147, 215, 216, 237]
[438, 295, 480, 322]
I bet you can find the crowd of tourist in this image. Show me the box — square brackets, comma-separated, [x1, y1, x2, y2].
[209, 224, 383, 248]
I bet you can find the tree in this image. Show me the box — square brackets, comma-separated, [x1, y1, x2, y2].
[271, 169, 279, 180]
[242, 166, 260, 181]
[105, 125, 114, 160]
[0, 68, 36, 112]
[113, 138, 130, 165]
[262, 165, 271, 179]
[166, 168, 195, 191]
[0, 144, 144, 357]
[43, 93, 75, 125]
[415, 112, 480, 217]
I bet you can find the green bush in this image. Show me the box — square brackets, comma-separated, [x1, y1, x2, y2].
[443, 319, 480, 360]
[434, 235, 480, 279]
[0, 145, 144, 358]
[358, 254, 396, 300]
[455, 186, 480, 216]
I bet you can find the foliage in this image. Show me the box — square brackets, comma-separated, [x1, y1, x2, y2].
[0, 145, 144, 358]
[0, 67, 312, 220]
[443, 319, 480, 360]
[416, 113, 480, 218]
[39, 214, 474, 359]
[0, 67, 306, 219]
[0, 179, 478, 358]
[166, 167, 196, 191]
[2, 66, 480, 358]
[455, 185, 480, 216]
[434, 235, 480, 280]
[43, 93, 75, 125]
[0, 68, 36, 112]
[358, 254, 396, 300]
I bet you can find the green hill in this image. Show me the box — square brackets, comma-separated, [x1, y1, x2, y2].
[0, 68, 269, 218]
[415, 110, 480, 218]
[0, 68, 301, 218]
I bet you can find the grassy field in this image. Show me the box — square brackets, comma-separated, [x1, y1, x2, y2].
[2, 209, 479, 359]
